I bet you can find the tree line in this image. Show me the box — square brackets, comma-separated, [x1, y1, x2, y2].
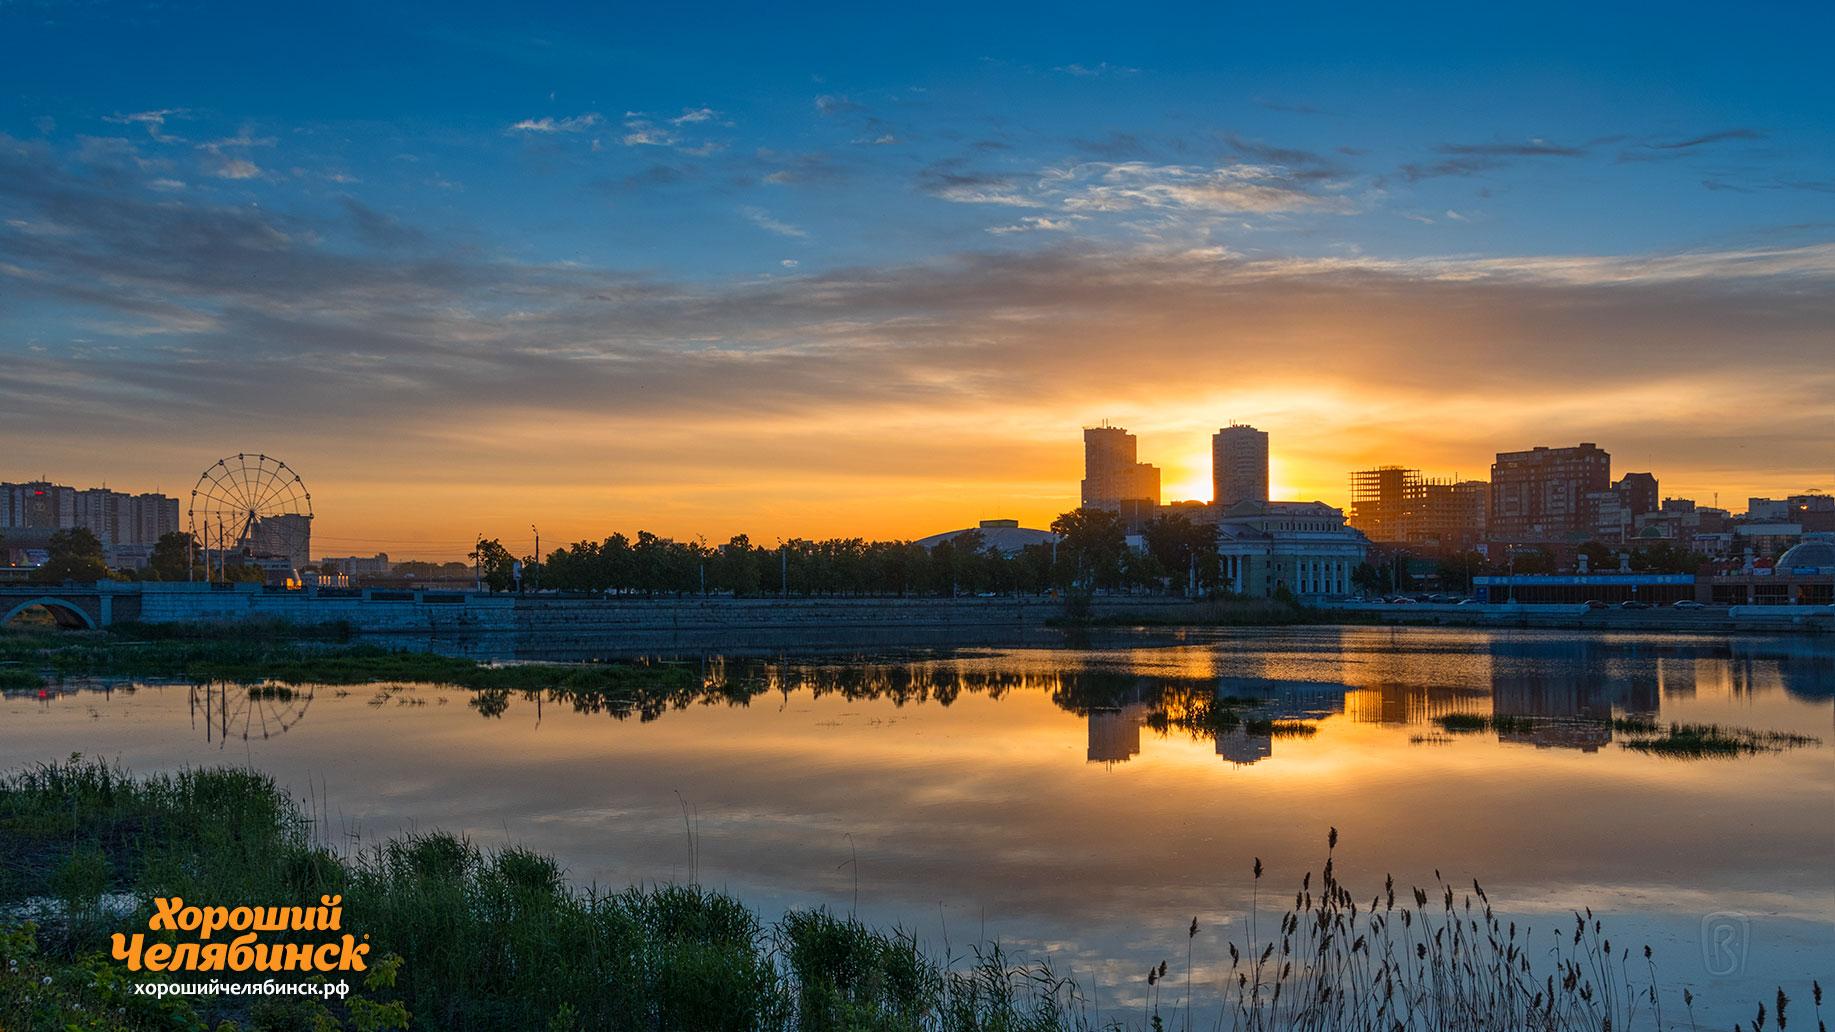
[465, 508, 1228, 597]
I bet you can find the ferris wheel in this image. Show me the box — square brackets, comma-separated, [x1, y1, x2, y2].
[188, 453, 313, 569]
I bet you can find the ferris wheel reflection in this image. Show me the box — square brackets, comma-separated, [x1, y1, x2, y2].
[187, 681, 314, 747]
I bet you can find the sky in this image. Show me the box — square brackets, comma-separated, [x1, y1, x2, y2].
[2, 1, 1832, 558]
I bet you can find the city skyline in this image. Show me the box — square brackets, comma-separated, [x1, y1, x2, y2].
[3, 2, 1831, 554]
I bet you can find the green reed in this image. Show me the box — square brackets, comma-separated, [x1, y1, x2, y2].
[2, 763, 1820, 1032]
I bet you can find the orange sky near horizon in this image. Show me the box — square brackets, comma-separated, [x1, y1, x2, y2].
[21, 389, 1829, 561]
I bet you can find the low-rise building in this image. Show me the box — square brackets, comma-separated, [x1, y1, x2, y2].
[1216, 500, 1369, 601]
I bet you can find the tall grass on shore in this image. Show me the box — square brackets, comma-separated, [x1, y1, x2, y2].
[3, 760, 1822, 1031]
[1, 760, 1089, 1031]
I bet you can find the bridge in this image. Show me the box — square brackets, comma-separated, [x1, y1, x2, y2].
[0, 584, 122, 629]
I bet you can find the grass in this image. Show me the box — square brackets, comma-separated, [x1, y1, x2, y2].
[1430, 712, 1821, 758]
[1621, 722, 1822, 758]
[2, 763, 1816, 1031]
[1, 760, 1088, 1032]
[0, 624, 695, 707]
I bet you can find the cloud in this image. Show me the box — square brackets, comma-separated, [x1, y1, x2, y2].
[1618, 128, 1766, 163]
[1402, 137, 1589, 180]
[1221, 134, 1348, 181]
[508, 113, 604, 134]
[1053, 62, 1140, 78]
[670, 107, 720, 126]
[1438, 139, 1587, 158]
[1649, 128, 1763, 151]
[758, 150, 846, 186]
[814, 94, 864, 117]
[1045, 161, 1357, 215]
[987, 216, 1079, 234]
[1253, 97, 1332, 116]
[741, 206, 808, 238]
[103, 109, 186, 143]
[915, 162, 1043, 207]
[208, 157, 262, 180]
[621, 114, 678, 147]
[1, 133, 1829, 537]
[341, 197, 427, 250]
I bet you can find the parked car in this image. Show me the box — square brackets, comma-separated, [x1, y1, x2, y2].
[1619, 600, 1653, 610]
[1388, 596, 1417, 605]
[1456, 598, 1481, 605]
[1584, 600, 1609, 610]
[1672, 600, 1706, 609]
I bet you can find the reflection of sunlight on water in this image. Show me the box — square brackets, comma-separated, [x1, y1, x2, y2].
[3, 627, 1830, 1027]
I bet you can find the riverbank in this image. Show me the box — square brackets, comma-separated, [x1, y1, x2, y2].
[0, 623, 695, 698]
[2, 761, 1813, 1032]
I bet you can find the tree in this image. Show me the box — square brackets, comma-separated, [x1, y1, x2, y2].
[1629, 540, 1707, 574]
[1576, 540, 1618, 574]
[1141, 513, 1219, 594]
[1050, 507, 1128, 590]
[1351, 562, 1388, 597]
[148, 532, 197, 581]
[1436, 550, 1488, 592]
[33, 528, 108, 584]
[468, 537, 516, 592]
[1509, 547, 1556, 574]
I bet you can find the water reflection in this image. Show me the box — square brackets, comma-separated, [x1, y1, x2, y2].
[3, 627, 1830, 1028]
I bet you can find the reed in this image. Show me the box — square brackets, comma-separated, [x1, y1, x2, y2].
[2, 763, 1817, 1031]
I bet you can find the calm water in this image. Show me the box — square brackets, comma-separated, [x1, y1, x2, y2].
[4, 627, 1831, 1027]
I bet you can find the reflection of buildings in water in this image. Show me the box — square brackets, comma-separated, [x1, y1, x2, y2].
[1343, 682, 1489, 726]
[1489, 637, 1657, 724]
[1736, 639, 1835, 702]
[1087, 702, 1151, 763]
[1335, 637, 1492, 726]
[1214, 726, 1273, 765]
[1496, 722, 1613, 753]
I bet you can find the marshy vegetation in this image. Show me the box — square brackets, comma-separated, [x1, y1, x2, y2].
[1430, 712, 1821, 758]
[0, 622, 694, 703]
[3, 761, 1817, 1031]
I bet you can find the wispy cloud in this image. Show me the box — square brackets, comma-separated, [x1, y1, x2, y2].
[621, 113, 677, 147]
[987, 215, 1079, 234]
[1053, 62, 1140, 78]
[741, 206, 808, 238]
[1649, 128, 1763, 151]
[103, 109, 186, 143]
[507, 113, 604, 134]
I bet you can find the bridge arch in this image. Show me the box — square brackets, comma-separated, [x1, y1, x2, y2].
[2, 597, 99, 630]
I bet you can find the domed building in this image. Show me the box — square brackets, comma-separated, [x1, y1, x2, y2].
[915, 519, 1057, 557]
[1709, 532, 1835, 606]
[1776, 535, 1835, 573]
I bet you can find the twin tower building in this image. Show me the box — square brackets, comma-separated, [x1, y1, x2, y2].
[1078, 423, 1367, 600]
[1080, 423, 1269, 522]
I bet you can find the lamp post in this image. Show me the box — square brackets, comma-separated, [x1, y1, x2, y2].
[530, 525, 540, 592]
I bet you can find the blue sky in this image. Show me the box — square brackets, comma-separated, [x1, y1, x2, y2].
[3, 1, 1832, 550]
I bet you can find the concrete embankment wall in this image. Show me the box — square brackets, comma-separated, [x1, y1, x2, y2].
[105, 584, 1219, 655]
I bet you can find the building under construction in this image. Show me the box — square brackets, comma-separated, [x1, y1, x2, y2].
[1349, 467, 1487, 549]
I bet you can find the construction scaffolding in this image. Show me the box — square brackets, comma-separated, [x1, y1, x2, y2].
[1350, 467, 1487, 548]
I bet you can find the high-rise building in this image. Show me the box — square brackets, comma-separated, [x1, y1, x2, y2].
[1488, 443, 1611, 543]
[1615, 473, 1658, 517]
[2, 480, 182, 566]
[1212, 424, 1269, 508]
[1349, 466, 1413, 543]
[1080, 425, 1160, 513]
[1349, 467, 1487, 549]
